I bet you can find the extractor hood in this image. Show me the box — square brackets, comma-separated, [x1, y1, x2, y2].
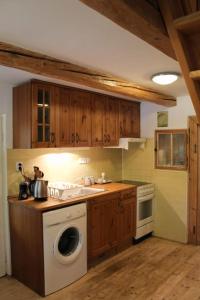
[104, 138, 146, 150]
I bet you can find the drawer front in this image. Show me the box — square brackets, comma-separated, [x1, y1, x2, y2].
[88, 192, 121, 205]
[121, 189, 136, 200]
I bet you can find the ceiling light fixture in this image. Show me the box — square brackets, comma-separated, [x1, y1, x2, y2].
[151, 72, 180, 85]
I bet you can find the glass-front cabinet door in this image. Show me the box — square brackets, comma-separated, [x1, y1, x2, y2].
[32, 83, 56, 148]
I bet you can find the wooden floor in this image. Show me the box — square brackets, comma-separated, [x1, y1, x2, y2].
[1, 237, 200, 300]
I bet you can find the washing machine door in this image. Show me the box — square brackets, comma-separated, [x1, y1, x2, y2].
[53, 225, 83, 264]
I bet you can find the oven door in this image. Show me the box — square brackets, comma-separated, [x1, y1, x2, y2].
[137, 194, 153, 227]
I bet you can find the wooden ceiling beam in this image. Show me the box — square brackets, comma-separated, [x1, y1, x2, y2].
[80, 0, 176, 60]
[158, 0, 200, 122]
[0, 41, 176, 106]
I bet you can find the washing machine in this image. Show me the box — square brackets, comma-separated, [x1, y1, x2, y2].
[42, 203, 87, 295]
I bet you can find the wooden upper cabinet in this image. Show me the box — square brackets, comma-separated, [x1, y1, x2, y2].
[104, 97, 119, 146]
[13, 81, 57, 149]
[56, 88, 74, 147]
[119, 100, 140, 138]
[71, 90, 92, 147]
[32, 82, 57, 148]
[91, 94, 105, 146]
[13, 80, 141, 149]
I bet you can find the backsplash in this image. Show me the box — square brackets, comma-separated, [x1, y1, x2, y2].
[7, 148, 122, 196]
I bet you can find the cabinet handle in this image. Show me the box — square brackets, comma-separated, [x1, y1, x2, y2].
[104, 134, 107, 143]
[50, 132, 55, 144]
[120, 126, 123, 136]
[194, 144, 197, 153]
[193, 225, 196, 235]
[108, 135, 111, 143]
[76, 133, 79, 143]
[71, 133, 75, 143]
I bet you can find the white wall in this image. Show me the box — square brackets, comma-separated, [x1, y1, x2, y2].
[0, 82, 13, 148]
[141, 95, 195, 138]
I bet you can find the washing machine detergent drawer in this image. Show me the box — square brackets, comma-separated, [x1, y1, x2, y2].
[43, 203, 87, 295]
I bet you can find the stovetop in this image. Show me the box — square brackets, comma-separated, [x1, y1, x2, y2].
[117, 180, 151, 187]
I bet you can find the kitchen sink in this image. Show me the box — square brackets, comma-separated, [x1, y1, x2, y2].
[60, 187, 106, 200]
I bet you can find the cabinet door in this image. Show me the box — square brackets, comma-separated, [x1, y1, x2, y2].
[91, 94, 105, 146]
[87, 193, 119, 260]
[104, 97, 119, 146]
[32, 83, 56, 148]
[56, 88, 75, 147]
[88, 199, 112, 258]
[119, 100, 140, 138]
[132, 102, 140, 137]
[71, 90, 91, 147]
[118, 191, 136, 242]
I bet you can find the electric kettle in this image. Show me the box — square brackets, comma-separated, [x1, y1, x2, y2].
[34, 179, 48, 201]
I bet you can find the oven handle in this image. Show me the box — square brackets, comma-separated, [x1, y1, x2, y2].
[137, 193, 154, 202]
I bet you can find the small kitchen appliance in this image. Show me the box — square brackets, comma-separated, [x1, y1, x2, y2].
[18, 182, 29, 200]
[34, 180, 48, 201]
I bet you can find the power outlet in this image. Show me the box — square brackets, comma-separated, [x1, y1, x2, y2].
[16, 162, 23, 172]
[78, 157, 90, 164]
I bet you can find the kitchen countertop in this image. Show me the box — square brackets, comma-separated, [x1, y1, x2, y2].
[8, 182, 136, 212]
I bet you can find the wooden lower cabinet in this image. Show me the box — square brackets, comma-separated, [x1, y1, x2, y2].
[9, 203, 44, 296]
[118, 190, 136, 243]
[87, 189, 136, 263]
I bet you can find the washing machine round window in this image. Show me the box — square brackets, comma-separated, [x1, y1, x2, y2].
[58, 227, 79, 256]
[54, 225, 83, 264]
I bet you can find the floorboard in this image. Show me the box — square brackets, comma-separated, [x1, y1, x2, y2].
[1, 237, 200, 300]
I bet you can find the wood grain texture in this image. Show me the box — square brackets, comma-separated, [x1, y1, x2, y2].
[91, 94, 106, 146]
[71, 90, 92, 147]
[14, 80, 125, 148]
[13, 83, 32, 148]
[80, 0, 176, 59]
[158, 0, 200, 123]
[103, 97, 119, 146]
[8, 183, 136, 212]
[56, 87, 74, 147]
[190, 70, 200, 79]
[9, 203, 44, 295]
[3, 237, 200, 300]
[188, 117, 198, 243]
[119, 100, 140, 137]
[0, 41, 176, 106]
[174, 10, 200, 33]
[87, 188, 136, 264]
[31, 82, 57, 148]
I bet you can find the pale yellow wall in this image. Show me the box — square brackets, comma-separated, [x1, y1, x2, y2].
[7, 148, 122, 196]
[122, 139, 188, 243]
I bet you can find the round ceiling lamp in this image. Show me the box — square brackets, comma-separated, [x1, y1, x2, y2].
[151, 72, 180, 85]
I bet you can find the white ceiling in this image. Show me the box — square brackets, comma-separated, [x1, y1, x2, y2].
[0, 0, 188, 98]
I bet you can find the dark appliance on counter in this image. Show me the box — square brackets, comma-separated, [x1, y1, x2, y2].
[18, 181, 29, 200]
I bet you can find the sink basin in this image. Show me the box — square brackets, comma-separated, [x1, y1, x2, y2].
[60, 187, 105, 200]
